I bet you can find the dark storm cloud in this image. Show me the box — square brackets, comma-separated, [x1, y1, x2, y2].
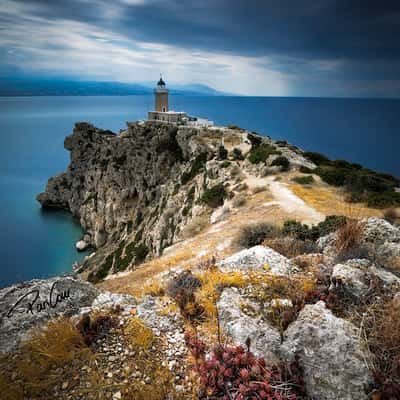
[2, 0, 400, 96]
[15, 0, 400, 60]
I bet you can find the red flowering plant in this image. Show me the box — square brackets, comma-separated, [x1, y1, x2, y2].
[185, 332, 306, 400]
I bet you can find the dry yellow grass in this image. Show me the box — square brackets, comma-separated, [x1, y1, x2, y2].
[289, 182, 383, 218]
[124, 317, 154, 349]
[0, 318, 111, 400]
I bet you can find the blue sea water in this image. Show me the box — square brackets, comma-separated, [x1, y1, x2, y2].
[0, 96, 399, 287]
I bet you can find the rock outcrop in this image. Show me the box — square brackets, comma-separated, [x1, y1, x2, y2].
[217, 288, 281, 362]
[217, 245, 295, 275]
[0, 276, 99, 353]
[280, 301, 372, 400]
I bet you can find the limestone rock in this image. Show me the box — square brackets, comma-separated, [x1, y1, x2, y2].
[91, 292, 136, 312]
[76, 240, 89, 251]
[217, 245, 294, 275]
[0, 276, 99, 353]
[280, 301, 372, 400]
[210, 205, 230, 224]
[330, 260, 370, 298]
[361, 217, 400, 244]
[217, 288, 281, 361]
[136, 296, 182, 333]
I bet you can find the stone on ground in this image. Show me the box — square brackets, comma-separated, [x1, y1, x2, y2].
[280, 301, 372, 400]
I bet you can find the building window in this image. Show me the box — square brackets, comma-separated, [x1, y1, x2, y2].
[162, 107, 166, 112]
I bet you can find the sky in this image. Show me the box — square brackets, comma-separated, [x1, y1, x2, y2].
[0, 0, 400, 97]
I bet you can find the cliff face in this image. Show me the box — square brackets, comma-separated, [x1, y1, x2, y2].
[37, 122, 256, 280]
[37, 121, 315, 281]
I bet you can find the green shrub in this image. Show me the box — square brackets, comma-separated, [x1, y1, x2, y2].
[220, 160, 231, 168]
[283, 215, 347, 242]
[315, 166, 347, 186]
[227, 124, 243, 130]
[317, 215, 347, 236]
[232, 148, 244, 160]
[271, 156, 290, 171]
[292, 175, 314, 185]
[201, 183, 227, 208]
[248, 143, 280, 164]
[303, 151, 331, 166]
[217, 145, 228, 160]
[366, 192, 400, 208]
[235, 223, 280, 248]
[282, 220, 317, 241]
[247, 133, 263, 148]
[299, 165, 312, 173]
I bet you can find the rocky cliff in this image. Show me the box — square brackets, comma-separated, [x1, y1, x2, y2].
[37, 121, 312, 281]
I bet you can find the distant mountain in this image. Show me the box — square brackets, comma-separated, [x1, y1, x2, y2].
[0, 77, 227, 96]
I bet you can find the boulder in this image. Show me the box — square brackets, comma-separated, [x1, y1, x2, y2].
[375, 241, 400, 271]
[210, 205, 230, 224]
[361, 217, 400, 244]
[0, 276, 99, 354]
[330, 260, 370, 298]
[280, 301, 372, 400]
[217, 245, 294, 275]
[76, 240, 89, 251]
[217, 288, 281, 362]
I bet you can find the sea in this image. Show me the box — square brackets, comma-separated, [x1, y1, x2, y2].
[0, 95, 399, 287]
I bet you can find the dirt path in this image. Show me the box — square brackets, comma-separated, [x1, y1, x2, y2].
[265, 176, 325, 224]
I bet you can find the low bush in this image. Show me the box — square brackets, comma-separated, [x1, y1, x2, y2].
[76, 313, 116, 346]
[315, 166, 347, 186]
[220, 160, 231, 168]
[303, 151, 331, 166]
[334, 219, 365, 261]
[263, 237, 318, 258]
[271, 156, 290, 171]
[217, 145, 228, 160]
[299, 165, 312, 173]
[235, 223, 280, 248]
[366, 191, 400, 209]
[367, 297, 400, 398]
[282, 215, 347, 242]
[201, 183, 227, 208]
[232, 147, 244, 160]
[167, 270, 203, 321]
[227, 124, 243, 130]
[292, 175, 314, 185]
[248, 143, 281, 164]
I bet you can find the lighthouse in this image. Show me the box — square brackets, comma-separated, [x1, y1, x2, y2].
[154, 75, 168, 112]
[147, 75, 213, 126]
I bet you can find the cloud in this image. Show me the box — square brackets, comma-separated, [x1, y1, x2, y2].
[0, 0, 399, 96]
